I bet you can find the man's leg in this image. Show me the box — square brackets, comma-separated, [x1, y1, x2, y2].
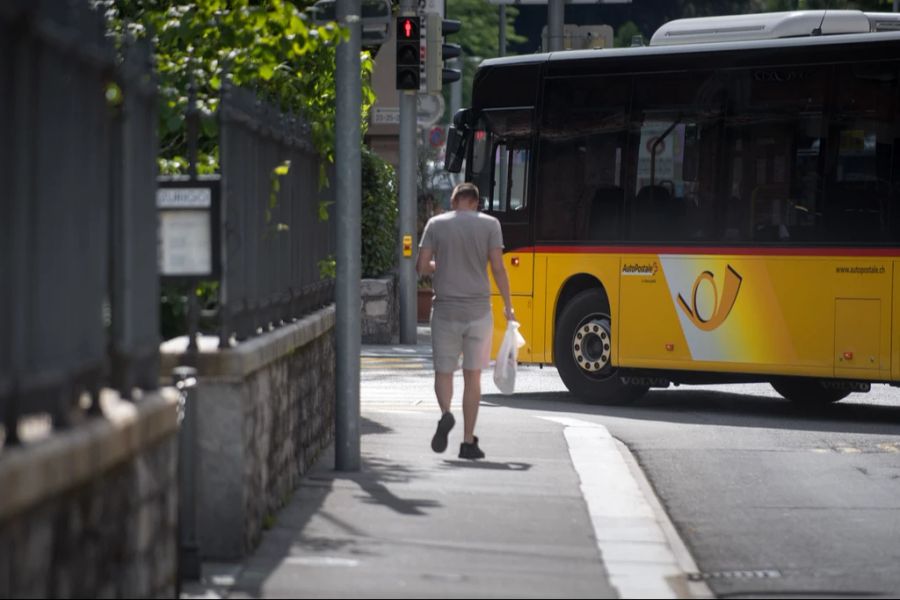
[459, 310, 492, 446]
[435, 371, 453, 414]
[430, 315, 461, 453]
[461, 368, 481, 444]
[431, 370, 456, 453]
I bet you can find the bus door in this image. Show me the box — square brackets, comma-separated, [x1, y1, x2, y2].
[479, 133, 535, 361]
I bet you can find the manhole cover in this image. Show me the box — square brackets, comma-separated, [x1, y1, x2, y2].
[688, 569, 782, 581]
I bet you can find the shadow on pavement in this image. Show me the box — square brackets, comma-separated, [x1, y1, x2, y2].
[361, 414, 394, 436]
[225, 413, 445, 598]
[484, 387, 900, 436]
[439, 460, 532, 471]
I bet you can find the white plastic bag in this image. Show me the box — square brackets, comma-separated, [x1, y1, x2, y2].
[493, 321, 526, 395]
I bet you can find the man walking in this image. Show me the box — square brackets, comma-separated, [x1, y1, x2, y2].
[416, 182, 514, 460]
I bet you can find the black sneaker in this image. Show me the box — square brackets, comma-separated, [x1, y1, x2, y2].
[431, 412, 455, 453]
[458, 436, 485, 460]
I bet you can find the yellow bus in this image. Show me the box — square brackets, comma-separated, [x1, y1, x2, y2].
[444, 10, 900, 405]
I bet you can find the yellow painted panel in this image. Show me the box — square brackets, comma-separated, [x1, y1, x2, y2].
[541, 253, 622, 367]
[619, 256, 691, 362]
[834, 298, 880, 374]
[488, 250, 534, 362]
[533, 251, 895, 382]
[895, 262, 900, 381]
[489, 296, 533, 363]
[532, 255, 548, 361]
[489, 252, 533, 296]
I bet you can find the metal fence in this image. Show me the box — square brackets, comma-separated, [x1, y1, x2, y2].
[0, 1, 159, 444]
[218, 85, 335, 346]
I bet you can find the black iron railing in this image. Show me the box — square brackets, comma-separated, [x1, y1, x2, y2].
[0, 1, 159, 444]
[217, 86, 335, 346]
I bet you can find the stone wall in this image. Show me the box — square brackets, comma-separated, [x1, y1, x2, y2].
[0, 391, 180, 598]
[241, 328, 334, 553]
[161, 305, 335, 559]
[361, 276, 399, 344]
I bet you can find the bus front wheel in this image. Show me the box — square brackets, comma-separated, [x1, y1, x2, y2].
[771, 379, 850, 406]
[554, 289, 647, 404]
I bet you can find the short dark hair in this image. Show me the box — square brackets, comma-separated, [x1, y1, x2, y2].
[451, 182, 479, 205]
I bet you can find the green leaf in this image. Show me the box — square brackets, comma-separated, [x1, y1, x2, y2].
[318, 200, 333, 221]
[273, 160, 291, 176]
[105, 82, 123, 107]
[259, 63, 276, 80]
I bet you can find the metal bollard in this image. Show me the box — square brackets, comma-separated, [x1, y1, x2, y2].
[173, 366, 201, 582]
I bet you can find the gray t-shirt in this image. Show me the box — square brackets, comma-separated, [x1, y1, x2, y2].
[419, 210, 504, 322]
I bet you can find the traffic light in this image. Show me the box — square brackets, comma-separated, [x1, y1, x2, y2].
[395, 16, 421, 91]
[425, 13, 461, 94]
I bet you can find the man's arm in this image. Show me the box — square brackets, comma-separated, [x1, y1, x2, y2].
[488, 247, 515, 321]
[416, 246, 436, 276]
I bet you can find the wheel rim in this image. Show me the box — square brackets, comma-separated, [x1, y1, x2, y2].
[571, 316, 611, 375]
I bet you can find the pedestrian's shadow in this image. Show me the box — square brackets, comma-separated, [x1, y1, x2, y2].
[440, 460, 532, 471]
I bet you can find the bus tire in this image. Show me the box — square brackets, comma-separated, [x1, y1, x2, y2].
[771, 379, 850, 405]
[554, 289, 647, 405]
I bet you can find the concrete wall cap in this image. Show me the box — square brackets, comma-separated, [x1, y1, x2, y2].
[160, 305, 336, 379]
[0, 389, 179, 522]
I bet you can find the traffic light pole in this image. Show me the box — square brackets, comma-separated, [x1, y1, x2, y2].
[548, 0, 564, 51]
[398, 90, 417, 344]
[335, 0, 362, 471]
[499, 4, 506, 56]
[398, 0, 418, 345]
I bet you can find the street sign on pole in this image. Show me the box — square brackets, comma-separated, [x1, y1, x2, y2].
[429, 126, 446, 147]
[417, 93, 445, 128]
[311, 0, 392, 46]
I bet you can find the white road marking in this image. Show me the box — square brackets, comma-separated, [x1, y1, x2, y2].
[538, 416, 711, 599]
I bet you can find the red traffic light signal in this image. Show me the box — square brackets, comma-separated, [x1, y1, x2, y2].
[396, 16, 421, 91]
[399, 17, 417, 39]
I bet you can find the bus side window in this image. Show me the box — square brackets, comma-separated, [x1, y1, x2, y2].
[508, 148, 529, 212]
[490, 142, 529, 217]
[627, 70, 725, 243]
[725, 65, 829, 243]
[537, 75, 630, 242]
[491, 143, 509, 212]
[470, 128, 493, 210]
[825, 61, 900, 243]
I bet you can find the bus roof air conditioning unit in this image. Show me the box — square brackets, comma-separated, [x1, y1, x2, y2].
[864, 12, 900, 32]
[650, 11, 871, 46]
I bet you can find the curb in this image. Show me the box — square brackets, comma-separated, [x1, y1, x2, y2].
[540, 416, 713, 599]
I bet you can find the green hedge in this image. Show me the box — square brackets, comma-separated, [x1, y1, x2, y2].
[361, 147, 399, 278]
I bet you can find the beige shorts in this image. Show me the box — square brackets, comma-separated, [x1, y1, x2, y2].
[430, 310, 493, 373]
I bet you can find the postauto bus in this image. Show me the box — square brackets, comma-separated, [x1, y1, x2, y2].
[444, 10, 900, 405]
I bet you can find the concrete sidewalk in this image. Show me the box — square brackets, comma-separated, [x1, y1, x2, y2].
[182, 328, 709, 599]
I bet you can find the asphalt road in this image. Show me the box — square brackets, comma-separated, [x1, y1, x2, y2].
[498, 364, 900, 598]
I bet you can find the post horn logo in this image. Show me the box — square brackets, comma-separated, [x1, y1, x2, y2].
[677, 265, 743, 331]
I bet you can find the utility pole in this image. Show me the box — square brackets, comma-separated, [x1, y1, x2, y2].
[548, 0, 564, 51]
[499, 4, 507, 56]
[398, 0, 418, 344]
[450, 56, 462, 118]
[335, 0, 362, 471]
[447, 0, 462, 121]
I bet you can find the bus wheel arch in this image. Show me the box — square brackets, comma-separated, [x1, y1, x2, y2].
[771, 378, 851, 406]
[553, 283, 647, 405]
[554, 274, 609, 330]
